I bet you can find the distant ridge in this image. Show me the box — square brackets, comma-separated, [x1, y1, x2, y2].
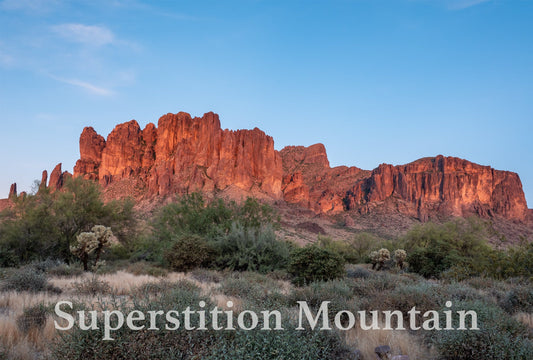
[5, 111, 530, 225]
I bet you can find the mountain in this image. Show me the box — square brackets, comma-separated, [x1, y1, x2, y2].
[5, 111, 531, 228]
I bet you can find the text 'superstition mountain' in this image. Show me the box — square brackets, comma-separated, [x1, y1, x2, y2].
[4, 111, 532, 232]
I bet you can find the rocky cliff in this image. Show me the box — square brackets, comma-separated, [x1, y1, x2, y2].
[279, 145, 529, 222]
[73, 112, 283, 199]
[344, 156, 529, 222]
[22, 110, 528, 224]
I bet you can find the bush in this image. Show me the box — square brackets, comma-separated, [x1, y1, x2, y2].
[73, 275, 112, 296]
[189, 268, 223, 283]
[2, 267, 51, 292]
[212, 225, 290, 273]
[363, 282, 442, 317]
[501, 286, 533, 314]
[153, 194, 277, 241]
[16, 304, 49, 333]
[30, 258, 63, 273]
[50, 286, 216, 359]
[350, 232, 389, 263]
[288, 244, 345, 285]
[204, 327, 353, 360]
[348, 271, 410, 298]
[403, 218, 492, 279]
[0, 177, 136, 265]
[289, 279, 356, 322]
[346, 265, 372, 279]
[126, 261, 168, 277]
[430, 301, 532, 360]
[164, 235, 214, 271]
[47, 263, 85, 277]
[148, 194, 279, 265]
[316, 236, 360, 264]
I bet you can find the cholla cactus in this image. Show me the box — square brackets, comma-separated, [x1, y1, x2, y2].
[71, 232, 98, 271]
[394, 249, 407, 269]
[376, 248, 390, 270]
[369, 251, 379, 270]
[70, 225, 114, 271]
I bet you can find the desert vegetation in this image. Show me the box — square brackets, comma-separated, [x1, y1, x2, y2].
[0, 179, 532, 359]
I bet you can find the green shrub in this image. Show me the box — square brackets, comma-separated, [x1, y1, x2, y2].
[147, 194, 279, 266]
[205, 327, 353, 360]
[2, 267, 51, 292]
[189, 268, 223, 283]
[219, 277, 268, 299]
[126, 261, 168, 277]
[103, 243, 131, 261]
[30, 259, 63, 273]
[0, 177, 136, 265]
[441, 283, 485, 303]
[212, 225, 290, 273]
[347, 271, 410, 298]
[358, 282, 442, 321]
[133, 280, 175, 296]
[403, 218, 493, 279]
[266, 269, 292, 281]
[431, 301, 532, 360]
[153, 194, 277, 241]
[47, 263, 85, 277]
[316, 236, 360, 264]
[16, 304, 49, 333]
[289, 279, 357, 322]
[51, 287, 217, 359]
[346, 265, 372, 279]
[73, 275, 112, 296]
[288, 244, 345, 285]
[501, 286, 533, 314]
[350, 232, 389, 263]
[164, 235, 214, 271]
[436, 329, 533, 360]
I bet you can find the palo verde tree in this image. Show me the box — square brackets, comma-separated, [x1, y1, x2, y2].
[0, 177, 135, 266]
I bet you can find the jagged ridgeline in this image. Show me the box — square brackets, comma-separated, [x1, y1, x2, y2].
[5, 111, 531, 225]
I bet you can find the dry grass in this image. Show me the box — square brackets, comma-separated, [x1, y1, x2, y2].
[344, 323, 436, 359]
[0, 315, 56, 360]
[0, 291, 65, 314]
[0, 269, 224, 359]
[515, 312, 533, 329]
[211, 294, 243, 311]
[49, 270, 220, 296]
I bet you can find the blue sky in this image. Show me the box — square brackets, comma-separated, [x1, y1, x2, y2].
[1, 0, 532, 206]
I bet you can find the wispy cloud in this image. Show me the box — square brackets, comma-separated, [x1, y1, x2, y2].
[51, 24, 115, 46]
[447, 0, 491, 10]
[50, 75, 115, 96]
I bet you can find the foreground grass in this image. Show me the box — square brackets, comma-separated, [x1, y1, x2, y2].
[0, 262, 531, 359]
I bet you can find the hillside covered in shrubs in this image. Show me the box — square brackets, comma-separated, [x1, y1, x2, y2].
[0, 178, 532, 359]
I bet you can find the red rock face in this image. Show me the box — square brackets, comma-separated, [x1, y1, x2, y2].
[66, 111, 529, 223]
[344, 156, 529, 222]
[282, 172, 310, 207]
[280, 144, 369, 214]
[73, 112, 283, 199]
[49, 163, 64, 192]
[8, 183, 17, 199]
[40, 170, 48, 191]
[73, 127, 106, 180]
